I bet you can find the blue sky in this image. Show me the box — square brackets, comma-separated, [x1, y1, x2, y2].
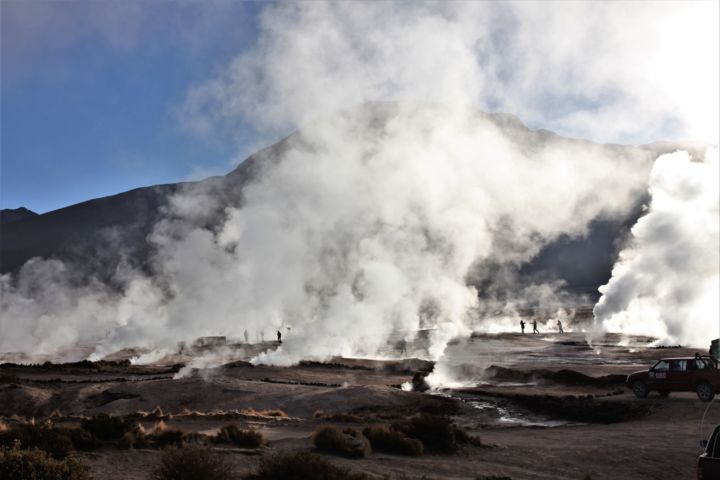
[2, 1, 717, 214]
[1, 1, 261, 213]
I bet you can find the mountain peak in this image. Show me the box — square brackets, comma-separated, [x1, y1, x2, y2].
[0, 207, 38, 226]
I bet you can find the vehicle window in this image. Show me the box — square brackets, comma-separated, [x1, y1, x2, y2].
[653, 360, 669, 371]
[670, 360, 687, 371]
[710, 427, 720, 458]
[696, 358, 709, 370]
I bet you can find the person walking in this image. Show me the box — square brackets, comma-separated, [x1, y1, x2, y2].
[557, 319, 564, 334]
[277, 330, 282, 344]
[532, 319, 539, 334]
[520, 320, 526, 334]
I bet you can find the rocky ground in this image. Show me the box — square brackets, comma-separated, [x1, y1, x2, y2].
[1, 333, 717, 479]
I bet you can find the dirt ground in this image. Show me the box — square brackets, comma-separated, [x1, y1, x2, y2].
[1, 332, 718, 479]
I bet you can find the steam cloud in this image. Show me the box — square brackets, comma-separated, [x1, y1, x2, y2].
[593, 147, 719, 347]
[1, 2, 718, 365]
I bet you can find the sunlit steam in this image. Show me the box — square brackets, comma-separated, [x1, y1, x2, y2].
[1, 2, 718, 370]
[593, 147, 719, 346]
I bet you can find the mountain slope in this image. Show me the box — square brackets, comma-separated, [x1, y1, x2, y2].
[0, 110, 703, 298]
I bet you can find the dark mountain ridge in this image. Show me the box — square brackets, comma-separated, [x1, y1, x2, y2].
[0, 207, 38, 226]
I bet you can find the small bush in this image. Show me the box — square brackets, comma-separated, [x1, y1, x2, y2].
[248, 451, 371, 480]
[395, 415, 480, 454]
[0, 422, 74, 458]
[0, 373, 20, 384]
[313, 425, 370, 458]
[0, 444, 94, 480]
[81, 414, 128, 440]
[240, 408, 288, 419]
[153, 445, 231, 480]
[213, 424, 264, 448]
[147, 421, 204, 448]
[61, 427, 100, 451]
[260, 409, 287, 418]
[120, 431, 150, 449]
[150, 428, 188, 447]
[324, 413, 363, 423]
[362, 424, 423, 456]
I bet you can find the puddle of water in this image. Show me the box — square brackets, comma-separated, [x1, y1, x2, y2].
[433, 390, 578, 428]
[466, 399, 578, 427]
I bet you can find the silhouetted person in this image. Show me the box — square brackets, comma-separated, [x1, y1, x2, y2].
[277, 330, 282, 344]
[520, 320, 526, 334]
[244, 329, 249, 343]
[398, 339, 408, 355]
[557, 320, 564, 334]
[532, 320, 539, 334]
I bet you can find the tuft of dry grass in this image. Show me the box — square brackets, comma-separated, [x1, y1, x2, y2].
[146, 421, 206, 448]
[248, 451, 371, 480]
[0, 421, 74, 458]
[394, 415, 482, 454]
[0, 443, 94, 480]
[313, 425, 371, 458]
[173, 408, 289, 421]
[153, 445, 231, 480]
[362, 424, 423, 456]
[81, 414, 128, 441]
[239, 408, 288, 419]
[213, 424, 264, 448]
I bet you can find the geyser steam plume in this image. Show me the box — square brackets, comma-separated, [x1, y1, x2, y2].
[1, 2, 718, 366]
[593, 147, 720, 347]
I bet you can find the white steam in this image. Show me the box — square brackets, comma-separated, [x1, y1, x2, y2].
[1, 2, 718, 366]
[593, 147, 720, 346]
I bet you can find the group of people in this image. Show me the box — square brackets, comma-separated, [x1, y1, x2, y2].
[520, 319, 564, 334]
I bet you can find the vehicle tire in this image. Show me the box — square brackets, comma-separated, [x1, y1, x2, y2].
[658, 391, 670, 398]
[632, 380, 649, 399]
[696, 382, 715, 402]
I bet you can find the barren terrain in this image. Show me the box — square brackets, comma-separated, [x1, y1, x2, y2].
[1, 332, 717, 479]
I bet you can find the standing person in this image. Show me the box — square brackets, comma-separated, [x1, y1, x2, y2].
[520, 320, 526, 334]
[277, 330, 282, 344]
[532, 319, 539, 334]
[557, 320, 564, 334]
[244, 329, 249, 343]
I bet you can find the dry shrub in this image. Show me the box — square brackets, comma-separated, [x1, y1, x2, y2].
[148, 421, 204, 448]
[0, 373, 20, 384]
[81, 414, 128, 441]
[60, 427, 100, 451]
[0, 443, 94, 480]
[313, 425, 371, 458]
[240, 408, 288, 419]
[362, 424, 423, 456]
[248, 451, 371, 480]
[153, 445, 231, 480]
[324, 413, 363, 423]
[313, 410, 326, 419]
[0, 422, 74, 458]
[213, 424, 264, 448]
[395, 415, 481, 454]
[120, 429, 149, 449]
[260, 409, 287, 418]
